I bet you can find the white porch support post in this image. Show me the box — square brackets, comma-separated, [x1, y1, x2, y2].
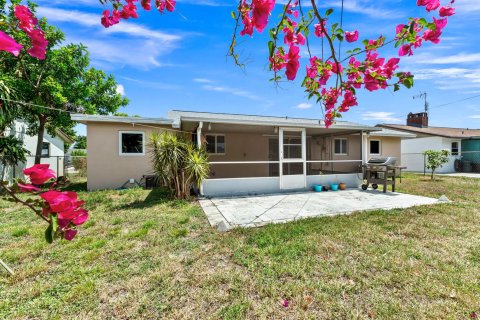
[278, 128, 283, 189]
[302, 128, 307, 187]
[197, 121, 204, 196]
[362, 131, 368, 164]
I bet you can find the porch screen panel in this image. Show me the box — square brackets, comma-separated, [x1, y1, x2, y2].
[283, 131, 302, 160]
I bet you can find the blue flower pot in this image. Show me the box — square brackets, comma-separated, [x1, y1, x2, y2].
[330, 184, 339, 191]
[314, 185, 323, 192]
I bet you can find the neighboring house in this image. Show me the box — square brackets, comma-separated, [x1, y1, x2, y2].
[379, 112, 480, 173]
[2, 120, 73, 181]
[72, 111, 411, 196]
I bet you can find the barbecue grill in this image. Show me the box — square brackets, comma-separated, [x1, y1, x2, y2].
[361, 157, 397, 193]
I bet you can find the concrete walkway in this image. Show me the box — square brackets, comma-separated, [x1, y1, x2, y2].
[439, 173, 480, 179]
[199, 189, 445, 231]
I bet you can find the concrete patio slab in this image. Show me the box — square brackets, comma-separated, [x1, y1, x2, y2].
[199, 189, 444, 230]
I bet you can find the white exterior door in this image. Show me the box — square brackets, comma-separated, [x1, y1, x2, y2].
[279, 128, 306, 190]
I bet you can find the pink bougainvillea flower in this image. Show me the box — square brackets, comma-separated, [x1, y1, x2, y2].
[27, 29, 48, 60]
[252, 0, 275, 32]
[398, 43, 413, 56]
[282, 299, 289, 308]
[330, 61, 343, 74]
[417, 0, 440, 12]
[141, 0, 152, 10]
[101, 9, 121, 28]
[285, 45, 300, 80]
[314, 20, 327, 37]
[345, 30, 359, 43]
[14, 5, 38, 33]
[439, 6, 455, 17]
[64, 228, 78, 241]
[0, 31, 23, 57]
[23, 164, 56, 185]
[18, 183, 41, 193]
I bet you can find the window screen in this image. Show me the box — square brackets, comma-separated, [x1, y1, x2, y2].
[334, 139, 347, 154]
[121, 132, 144, 154]
[41, 142, 50, 158]
[206, 135, 225, 154]
[370, 140, 381, 154]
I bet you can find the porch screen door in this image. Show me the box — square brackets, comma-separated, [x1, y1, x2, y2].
[279, 128, 306, 189]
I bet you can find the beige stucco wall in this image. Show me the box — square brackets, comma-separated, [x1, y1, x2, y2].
[367, 136, 401, 164]
[86, 122, 170, 190]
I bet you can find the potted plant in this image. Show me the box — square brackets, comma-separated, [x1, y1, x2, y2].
[339, 182, 346, 190]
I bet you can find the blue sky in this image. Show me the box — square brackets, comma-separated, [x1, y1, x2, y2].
[34, 0, 480, 134]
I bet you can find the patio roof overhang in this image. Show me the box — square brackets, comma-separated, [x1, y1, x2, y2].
[168, 110, 381, 134]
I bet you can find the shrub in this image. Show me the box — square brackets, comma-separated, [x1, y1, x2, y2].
[149, 131, 209, 199]
[424, 149, 450, 180]
[71, 149, 87, 177]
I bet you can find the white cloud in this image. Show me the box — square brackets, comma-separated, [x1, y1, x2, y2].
[412, 68, 480, 91]
[295, 102, 312, 109]
[35, 7, 184, 69]
[455, 0, 480, 13]
[202, 84, 262, 101]
[37, 7, 181, 42]
[411, 53, 480, 65]
[193, 78, 214, 83]
[276, 0, 402, 19]
[361, 112, 401, 123]
[468, 115, 480, 119]
[116, 84, 125, 96]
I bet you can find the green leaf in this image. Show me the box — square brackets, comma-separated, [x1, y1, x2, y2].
[393, 84, 400, 92]
[268, 41, 275, 58]
[52, 214, 59, 233]
[325, 8, 334, 17]
[45, 224, 53, 244]
[230, 11, 236, 19]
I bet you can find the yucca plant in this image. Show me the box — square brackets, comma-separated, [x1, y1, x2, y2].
[149, 131, 209, 199]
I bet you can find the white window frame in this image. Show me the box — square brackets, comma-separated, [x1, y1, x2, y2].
[119, 131, 145, 156]
[451, 141, 459, 156]
[334, 138, 348, 155]
[369, 139, 381, 155]
[205, 134, 226, 155]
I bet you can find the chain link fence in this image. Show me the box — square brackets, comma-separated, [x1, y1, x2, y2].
[1, 155, 87, 182]
[401, 150, 480, 174]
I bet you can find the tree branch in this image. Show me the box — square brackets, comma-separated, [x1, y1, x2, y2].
[0, 184, 50, 223]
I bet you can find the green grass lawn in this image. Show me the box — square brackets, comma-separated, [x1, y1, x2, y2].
[1, 174, 479, 319]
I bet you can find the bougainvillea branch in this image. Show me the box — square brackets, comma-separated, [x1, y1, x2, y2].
[92, 0, 455, 127]
[1, 164, 89, 243]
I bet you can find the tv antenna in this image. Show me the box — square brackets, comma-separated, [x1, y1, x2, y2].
[413, 92, 429, 115]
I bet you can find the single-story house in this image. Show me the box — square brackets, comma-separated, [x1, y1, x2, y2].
[2, 120, 73, 181]
[379, 112, 480, 173]
[72, 111, 412, 196]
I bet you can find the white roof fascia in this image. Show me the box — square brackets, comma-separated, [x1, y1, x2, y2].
[168, 110, 380, 132]
[71, 114, 172, 125]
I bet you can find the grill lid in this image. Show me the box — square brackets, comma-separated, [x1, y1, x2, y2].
[367, 157, 397, 165]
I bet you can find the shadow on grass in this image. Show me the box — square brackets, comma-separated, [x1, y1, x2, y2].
[62, 180, 88, 192]
[114, 188, 176, 210]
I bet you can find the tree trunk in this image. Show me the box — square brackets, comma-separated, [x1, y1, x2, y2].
[431, 169, 435, 181]
[34, 116, 46, 164]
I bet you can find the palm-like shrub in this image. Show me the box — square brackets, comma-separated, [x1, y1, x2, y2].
[149, 131, 209, 199]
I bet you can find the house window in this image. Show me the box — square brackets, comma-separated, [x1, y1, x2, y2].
[119, 131, 145, 155]
[41, 142, 50, 158]
[334, 138, 348, 155]
[369, 140, 381, 155]
[451, 141, 459, 155]
[206, 134, 225, 154]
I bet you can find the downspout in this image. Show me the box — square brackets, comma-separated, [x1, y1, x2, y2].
[196, 122, 204, 196]
[196, 121, 203, 148]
